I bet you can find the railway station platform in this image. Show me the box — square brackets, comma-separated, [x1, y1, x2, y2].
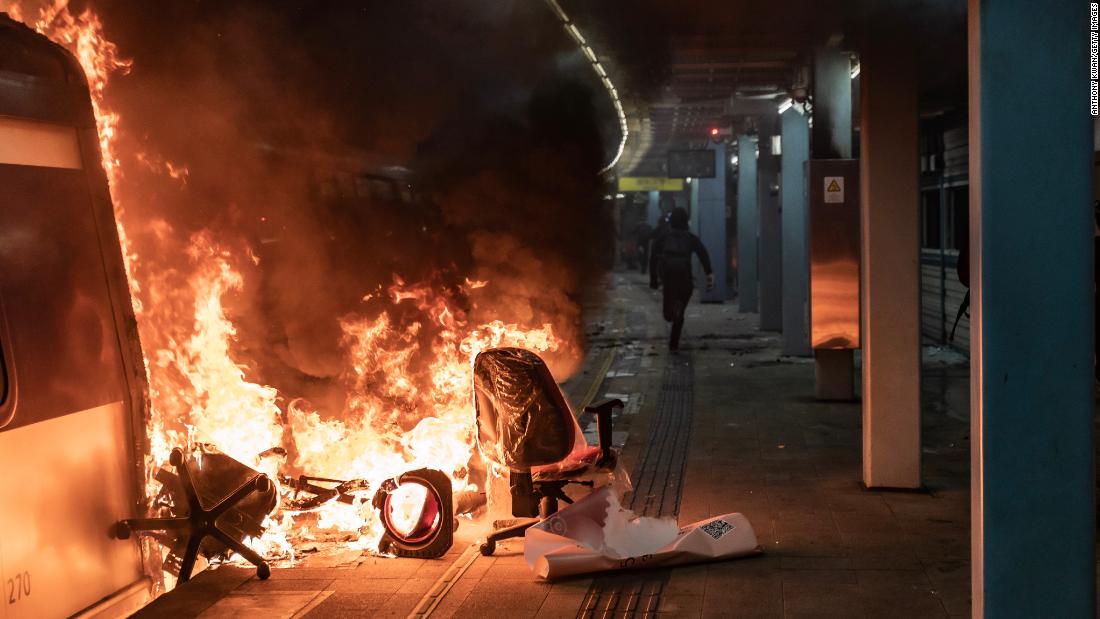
[136, 270, 974, 618]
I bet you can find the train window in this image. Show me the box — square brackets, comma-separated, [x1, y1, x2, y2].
[0, 116, 82, 169]
[0, 36, 67, 77]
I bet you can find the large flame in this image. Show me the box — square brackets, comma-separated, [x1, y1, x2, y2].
[6, 0, 572, 574]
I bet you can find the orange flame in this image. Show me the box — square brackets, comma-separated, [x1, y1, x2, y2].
[7, 0, 574, 575]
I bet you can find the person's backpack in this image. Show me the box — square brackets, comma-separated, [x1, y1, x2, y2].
[660, 231, 694, 275]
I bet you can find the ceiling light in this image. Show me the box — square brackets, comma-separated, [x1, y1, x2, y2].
[566, 23, 585, 45]
[542, 0, 627, 175]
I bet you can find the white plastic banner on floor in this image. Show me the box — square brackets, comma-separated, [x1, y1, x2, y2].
[523, 486, 761, 580]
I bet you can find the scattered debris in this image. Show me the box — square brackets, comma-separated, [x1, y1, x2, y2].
[524, 487, 759, 580]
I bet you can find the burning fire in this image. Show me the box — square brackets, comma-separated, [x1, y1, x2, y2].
[7, 0, 573, 578]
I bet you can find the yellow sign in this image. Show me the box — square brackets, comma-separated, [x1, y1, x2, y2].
[617, 177, 685, 192]
[824, 176, 844, 203]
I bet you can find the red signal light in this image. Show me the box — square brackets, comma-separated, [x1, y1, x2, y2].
[710, 128, 719, 137]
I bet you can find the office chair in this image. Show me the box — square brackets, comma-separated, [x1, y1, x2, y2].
[473, 347, 621, 556]
[115, 447, 276, 581]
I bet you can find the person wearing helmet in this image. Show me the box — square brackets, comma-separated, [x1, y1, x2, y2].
[649, 207, 714, 351]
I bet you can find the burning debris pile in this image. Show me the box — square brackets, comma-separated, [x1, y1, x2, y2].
[5, 0, 611, 587]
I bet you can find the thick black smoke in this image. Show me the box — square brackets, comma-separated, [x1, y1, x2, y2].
[52, 0, 614, 410]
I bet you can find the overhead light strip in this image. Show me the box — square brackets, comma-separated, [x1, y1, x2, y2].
[776, 96, 809, 116]
[544, 0, 628, 175]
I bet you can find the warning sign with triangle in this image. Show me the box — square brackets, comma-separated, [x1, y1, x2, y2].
[823, 176, 844, 203]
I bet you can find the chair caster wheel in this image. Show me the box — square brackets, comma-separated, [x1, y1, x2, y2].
[479, 541, 496, 556]
[257, 564, 271, 580]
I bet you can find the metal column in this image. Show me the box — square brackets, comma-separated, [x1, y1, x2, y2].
[736, 136, 758, 312]
[647, 190, 659, 227]
[689, 179, 700, 236]
[758, 117, 782, 329]
[812, 48, 853, 160]
[968, 1, 1094, 614]
[781, 108, 811, 356]
[811, 46, 855, 399]
[696, 143, 727, 302]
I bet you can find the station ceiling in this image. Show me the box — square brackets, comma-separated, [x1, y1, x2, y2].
[556, 0, 967, 176]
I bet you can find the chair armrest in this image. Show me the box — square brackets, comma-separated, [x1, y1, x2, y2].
[584, 399, 623, 462]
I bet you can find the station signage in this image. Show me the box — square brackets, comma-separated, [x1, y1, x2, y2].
[617, 177, 685, 192]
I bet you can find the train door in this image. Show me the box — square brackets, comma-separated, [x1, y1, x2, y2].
[0, 16, 148, 618]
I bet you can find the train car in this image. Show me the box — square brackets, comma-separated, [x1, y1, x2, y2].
[0, 14, 149, 618]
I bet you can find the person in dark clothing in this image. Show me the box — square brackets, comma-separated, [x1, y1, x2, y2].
[648, 211, 671, 286]
[649, 207, 713, 351]
[633, 220, 654, 274]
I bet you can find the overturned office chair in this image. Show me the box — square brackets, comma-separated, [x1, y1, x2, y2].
[473, 347, 622, 556]
[115, 447, 276, 581]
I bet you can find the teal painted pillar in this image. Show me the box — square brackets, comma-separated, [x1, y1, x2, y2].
[647, 190, 660, 227]
[780, 108, 810, 356]
[696, 143, 727, 302]
[737, 136, 758, 312]
[969, 1, 1094, 615]
[689, 181, 700, 236]
[758, 116, 782, 330]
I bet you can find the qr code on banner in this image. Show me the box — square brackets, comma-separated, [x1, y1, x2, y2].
[700, 519, 734, 540]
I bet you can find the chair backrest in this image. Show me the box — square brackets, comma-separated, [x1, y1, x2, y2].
[473, 348, 578, 470]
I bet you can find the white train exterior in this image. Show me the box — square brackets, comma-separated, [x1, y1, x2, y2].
[0, 14, 149, 618]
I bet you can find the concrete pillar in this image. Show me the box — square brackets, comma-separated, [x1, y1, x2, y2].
[647, 190, 659, 227]
[758, 117, 782, 330]
[812, 46, 855, 396]
[688, 181, 700, 236]
[736, 136, 758, 312]
[968, 1, 1094, 614]
[696, 143, 727, 302]
[781, 108, 811, 356]
[687, 182, 703, 297]
[859, 35, 920, 489]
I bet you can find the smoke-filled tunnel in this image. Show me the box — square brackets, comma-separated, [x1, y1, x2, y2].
[0, 1, 1094, 617]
